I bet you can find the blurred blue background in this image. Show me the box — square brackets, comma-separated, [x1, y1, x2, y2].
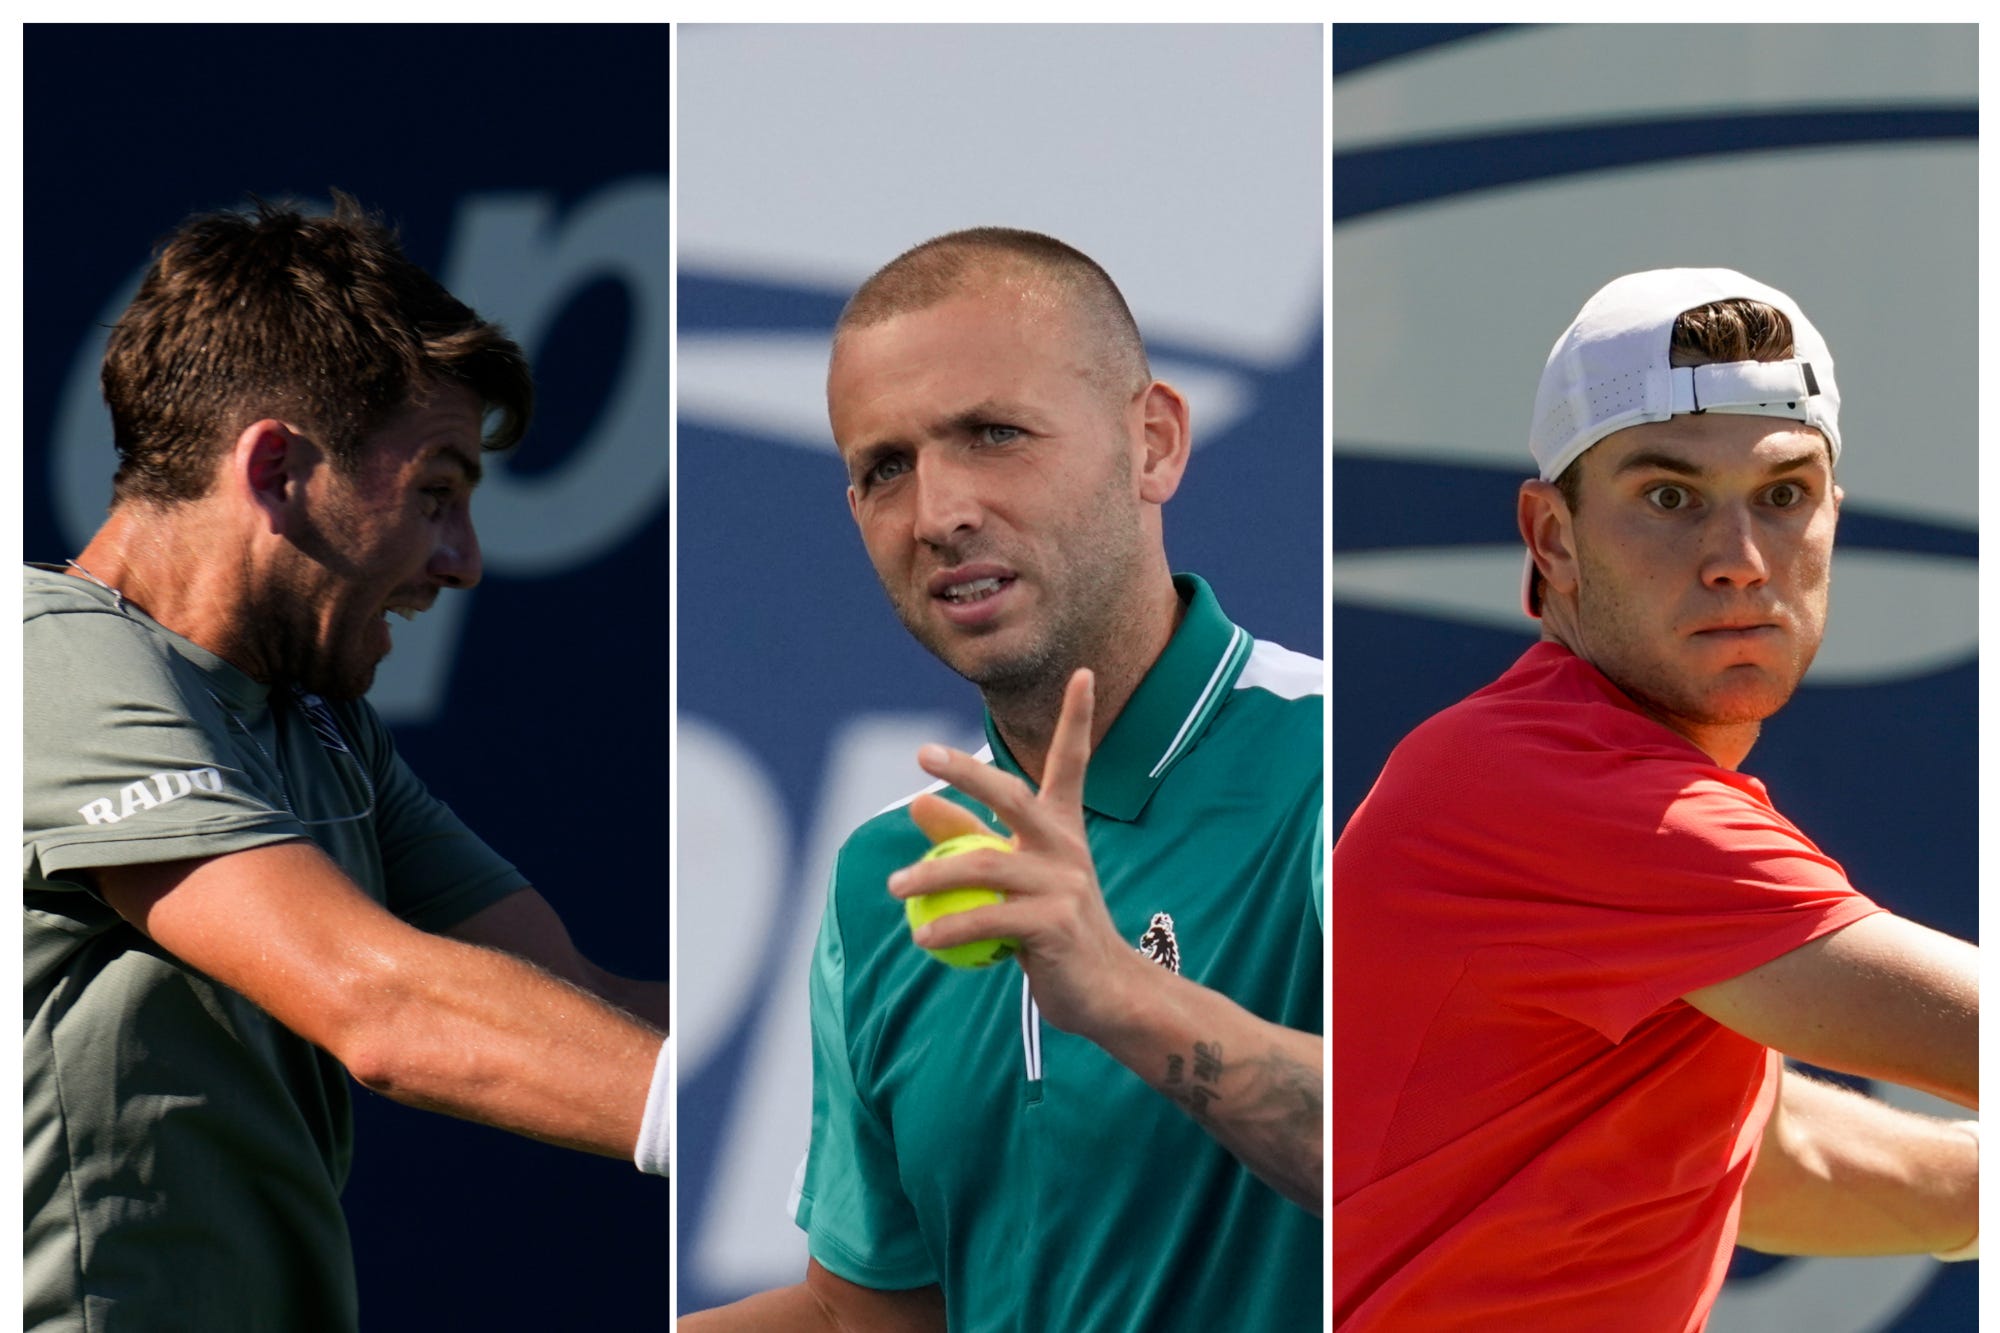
[674, 24, 1326, 1314]
[1332, 24, 1976, 1331]
[23, 24, 669, 1328]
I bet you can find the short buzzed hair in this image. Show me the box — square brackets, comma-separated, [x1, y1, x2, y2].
[834, 227, 1151, 399]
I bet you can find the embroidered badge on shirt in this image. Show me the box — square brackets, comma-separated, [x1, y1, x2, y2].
[1137, 912, 1180, 974]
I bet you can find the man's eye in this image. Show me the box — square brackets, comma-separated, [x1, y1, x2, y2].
[866, 456, 910, 486]
[1767, 481, 1804, 508]
[978, 424, 1021, 446]
[1647, 484, 1692, 511]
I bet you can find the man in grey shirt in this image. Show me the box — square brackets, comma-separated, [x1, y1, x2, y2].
[23, 194, 672, 1331]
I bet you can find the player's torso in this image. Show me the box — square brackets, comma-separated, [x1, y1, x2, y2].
[838, 713, 1323, 1331]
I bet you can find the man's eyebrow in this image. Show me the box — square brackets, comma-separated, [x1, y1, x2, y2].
[1611, 445, 1825, 480]
[945, 399, 1040, 433]
[1612, 450, 1704, 478]
[426, 441, 484, 487]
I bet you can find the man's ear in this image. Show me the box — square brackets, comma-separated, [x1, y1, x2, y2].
[233, 420, 307, 533]
[1134, 380, 1191, 505]
[1518, 478, 1580, 602]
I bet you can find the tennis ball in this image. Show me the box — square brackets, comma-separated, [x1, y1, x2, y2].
[905, 833, 1019, 969]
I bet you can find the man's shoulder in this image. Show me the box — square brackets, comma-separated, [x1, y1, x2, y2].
[25, 566, 190, 687]
[1234, 635, 1323, 703]
[1192, 635, 1322, 787]
[834, 779, 993, 884]
[25, 564, 125, 626]
[1364, 645, 1759, 836]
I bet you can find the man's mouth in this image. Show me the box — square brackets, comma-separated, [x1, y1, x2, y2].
[381, 595, 434, 622]
[938, 576, 1010, 604]
[1691, 619, 1778, 635]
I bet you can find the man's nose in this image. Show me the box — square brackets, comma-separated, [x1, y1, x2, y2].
[1700, 503, 1769, 590]
[911, 454, 983, 547]
[431, 512, 483, 589]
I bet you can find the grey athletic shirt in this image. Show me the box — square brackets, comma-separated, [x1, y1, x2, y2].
[22, 565, 528, 1331]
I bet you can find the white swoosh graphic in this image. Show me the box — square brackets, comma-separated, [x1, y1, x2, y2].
[1333, 546, 1975, 684]
[678, 332, 1252, 455]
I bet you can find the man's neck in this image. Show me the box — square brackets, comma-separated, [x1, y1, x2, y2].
[70, 504, 265, 677]
[986, 575, 1185, 785]
[1536, 627, 1760, 771]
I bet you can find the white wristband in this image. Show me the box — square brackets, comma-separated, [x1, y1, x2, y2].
[635, 1034, 673, 1178]
[1932, 1120, 1978, 1262]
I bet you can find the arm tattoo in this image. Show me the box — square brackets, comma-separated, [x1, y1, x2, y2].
[1160, 1038, 1324, 1209]
[1161, 1041, 1321, 1133]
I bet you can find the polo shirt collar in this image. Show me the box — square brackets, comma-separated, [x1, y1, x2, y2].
[981, 573, 1251, 822]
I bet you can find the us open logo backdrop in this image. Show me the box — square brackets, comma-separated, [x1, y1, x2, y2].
[674, 25, 1325, 1314]
[1332, 26, 1975, 1332]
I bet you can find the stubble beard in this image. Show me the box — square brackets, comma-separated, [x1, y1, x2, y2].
[237, 569, 381, 702]
[888, 456, 1149, 724]
[239, 483, 384, 702]
[1574, 545, 1821, 734]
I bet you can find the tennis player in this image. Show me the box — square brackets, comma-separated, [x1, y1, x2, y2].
[23, 195, 672, 1331]
[1332, 268, 1978, 1330]
[682, 229, 1324, 1331]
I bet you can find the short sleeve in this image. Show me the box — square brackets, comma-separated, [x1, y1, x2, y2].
[339, 702, 529, 932]
[25, 609, 302, 883]
[793, 858, 937, 1290]
[1454, 756, 1879, 1042]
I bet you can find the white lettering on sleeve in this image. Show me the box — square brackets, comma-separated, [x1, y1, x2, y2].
[75, 768, 227, 827]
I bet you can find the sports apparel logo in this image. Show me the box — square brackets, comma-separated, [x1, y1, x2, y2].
[78, 767, 224, 826]
[1138, 912, 1181, 974]
[293, 688, 353, 754]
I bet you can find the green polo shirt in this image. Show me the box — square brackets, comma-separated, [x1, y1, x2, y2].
[795, 574, 1324, 1332]
[22, 566, 528, 1332]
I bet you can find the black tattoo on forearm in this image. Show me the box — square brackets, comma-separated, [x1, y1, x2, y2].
[1159, 1038, 1323, 1211]
[1164, 1042, 1316, 1120]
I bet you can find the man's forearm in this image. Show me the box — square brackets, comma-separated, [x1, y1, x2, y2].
[1083, 955, 1323, 1214]
[1738, 1068, 1977, 1256]
[339, 931, 665, 1160]
[590, 972, 672, 1031]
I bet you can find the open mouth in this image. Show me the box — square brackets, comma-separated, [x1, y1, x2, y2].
[380, 595, 433, 623]
[937, 575, 1013, 605]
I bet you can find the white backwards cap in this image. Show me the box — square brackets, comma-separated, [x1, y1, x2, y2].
[1523, 267, 1841, 616]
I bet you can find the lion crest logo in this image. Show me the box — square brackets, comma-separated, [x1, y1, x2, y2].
[1137, 912, 1180, 974]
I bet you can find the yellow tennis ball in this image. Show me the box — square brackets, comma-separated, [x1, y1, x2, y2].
[906, 833, 1019, 969]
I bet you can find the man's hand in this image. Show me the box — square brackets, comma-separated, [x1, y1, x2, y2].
[890, 669, 1154, 1036]
[890, 667, 1325, 1214]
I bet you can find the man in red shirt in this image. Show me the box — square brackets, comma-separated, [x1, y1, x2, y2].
[1332, 269, 1978, 1331]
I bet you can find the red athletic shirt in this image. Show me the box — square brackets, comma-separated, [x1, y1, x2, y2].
[1332, 642, 1882, 1331]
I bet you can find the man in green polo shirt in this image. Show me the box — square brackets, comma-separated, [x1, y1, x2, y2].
[23, 195, 673, 1331]
[683, 230, 1324, 1332]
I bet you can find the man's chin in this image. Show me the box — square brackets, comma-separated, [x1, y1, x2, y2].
[1679, 670, 1801, 729]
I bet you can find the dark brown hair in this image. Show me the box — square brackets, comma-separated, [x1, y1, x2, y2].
[835, 226, 1150, 398]
[101, 191, 533, 505]
[1554, 298, 1796, 513]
